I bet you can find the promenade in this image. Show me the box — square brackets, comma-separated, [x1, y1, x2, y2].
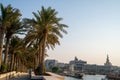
[0, 72, 29, 80]
[31, 72, 64, 80]
[8, 75, 29, 80]
[0, 72, 64, 80]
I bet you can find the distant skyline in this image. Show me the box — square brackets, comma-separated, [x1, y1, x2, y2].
[1, 0, 120, 66]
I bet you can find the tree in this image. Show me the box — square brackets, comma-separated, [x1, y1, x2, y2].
[9, 36, 28, 71]
[24, 6, 68, 74]
[9, 36, 38, 72]
[4, 18, 24, 66]
[0, 4, 21, 67]
[9, 36, 23, 71]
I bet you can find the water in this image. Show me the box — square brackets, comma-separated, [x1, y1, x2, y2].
[65, 75, 105, 80]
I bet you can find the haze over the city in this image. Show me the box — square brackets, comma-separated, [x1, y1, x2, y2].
[1, 0, 120, 66]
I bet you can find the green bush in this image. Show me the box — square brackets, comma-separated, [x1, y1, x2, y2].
[52, 66, 59, 73]
[34, 66, 41, 75]
[0, 64, 7, 73]
[34, 65, 46, 75]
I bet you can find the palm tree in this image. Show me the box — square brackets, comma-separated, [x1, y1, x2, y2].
[0, 4, 21, 67]
[24, 6, 68, 74]
[4, 16, 28, 68]
[9, 36, 22, 71]
[9, 36, 27, 71]
[9, 36, 39, 72]
[4, 19, 23, 65]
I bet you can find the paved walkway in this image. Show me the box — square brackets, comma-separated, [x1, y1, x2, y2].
[8, 74, 29, 80]
[31, 72, 64, 80]
[46, 72, 64, 80]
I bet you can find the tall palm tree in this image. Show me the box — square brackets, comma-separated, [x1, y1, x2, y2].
[24, 6, 68, 74]
[9, 36, 27, 71]
[4, 17, 27, 67]
[4, 19, 21, 65]
[9, 36, 21, 71]
[9, 36, 39, 72]
[0, 4, 21, 67]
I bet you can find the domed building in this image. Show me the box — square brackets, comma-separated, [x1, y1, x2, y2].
[69, 56, 87, 71]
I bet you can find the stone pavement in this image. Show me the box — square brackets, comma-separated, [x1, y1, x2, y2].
[4, 72, 64, 80]
[44, 72, 64, 80]
[8, 74, 29, 80]
[31, 72, 64, 80]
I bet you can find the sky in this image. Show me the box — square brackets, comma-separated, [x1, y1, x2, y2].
[1, 0, 120, 66]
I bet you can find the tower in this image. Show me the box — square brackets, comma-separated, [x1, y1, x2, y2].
[75, 56, 78, 61]
[104, 54, 112, 66]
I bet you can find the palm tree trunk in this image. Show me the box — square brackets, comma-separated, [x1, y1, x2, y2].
[38, 44, 42, 65]
[40, 33, 47, 74]
[0, 28, 5, 67]
[13, 55, 16, 71]
[35, 55, 38, 68]
[16, 57, 18, 72]
[34, 57, 36, 70]
[16, 58, 19, 72]
[4, 36, 10, 65]
[10, 53, 14, 71]
[18, 60, 21, 72]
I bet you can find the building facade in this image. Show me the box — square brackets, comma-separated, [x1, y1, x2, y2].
[45, 59, 58, 71]
[45, 55, 119, 75]
[69, 56, 87, 72]
[83, 55, 113, 74]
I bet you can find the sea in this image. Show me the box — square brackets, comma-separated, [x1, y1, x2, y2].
[65, 75, 105, 80]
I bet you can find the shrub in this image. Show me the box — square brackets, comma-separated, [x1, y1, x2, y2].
[34, 65, 46, 75]
[0, 64, 7, 73]
[52, 66, 59, 73]
[34, 66, 41, 75]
